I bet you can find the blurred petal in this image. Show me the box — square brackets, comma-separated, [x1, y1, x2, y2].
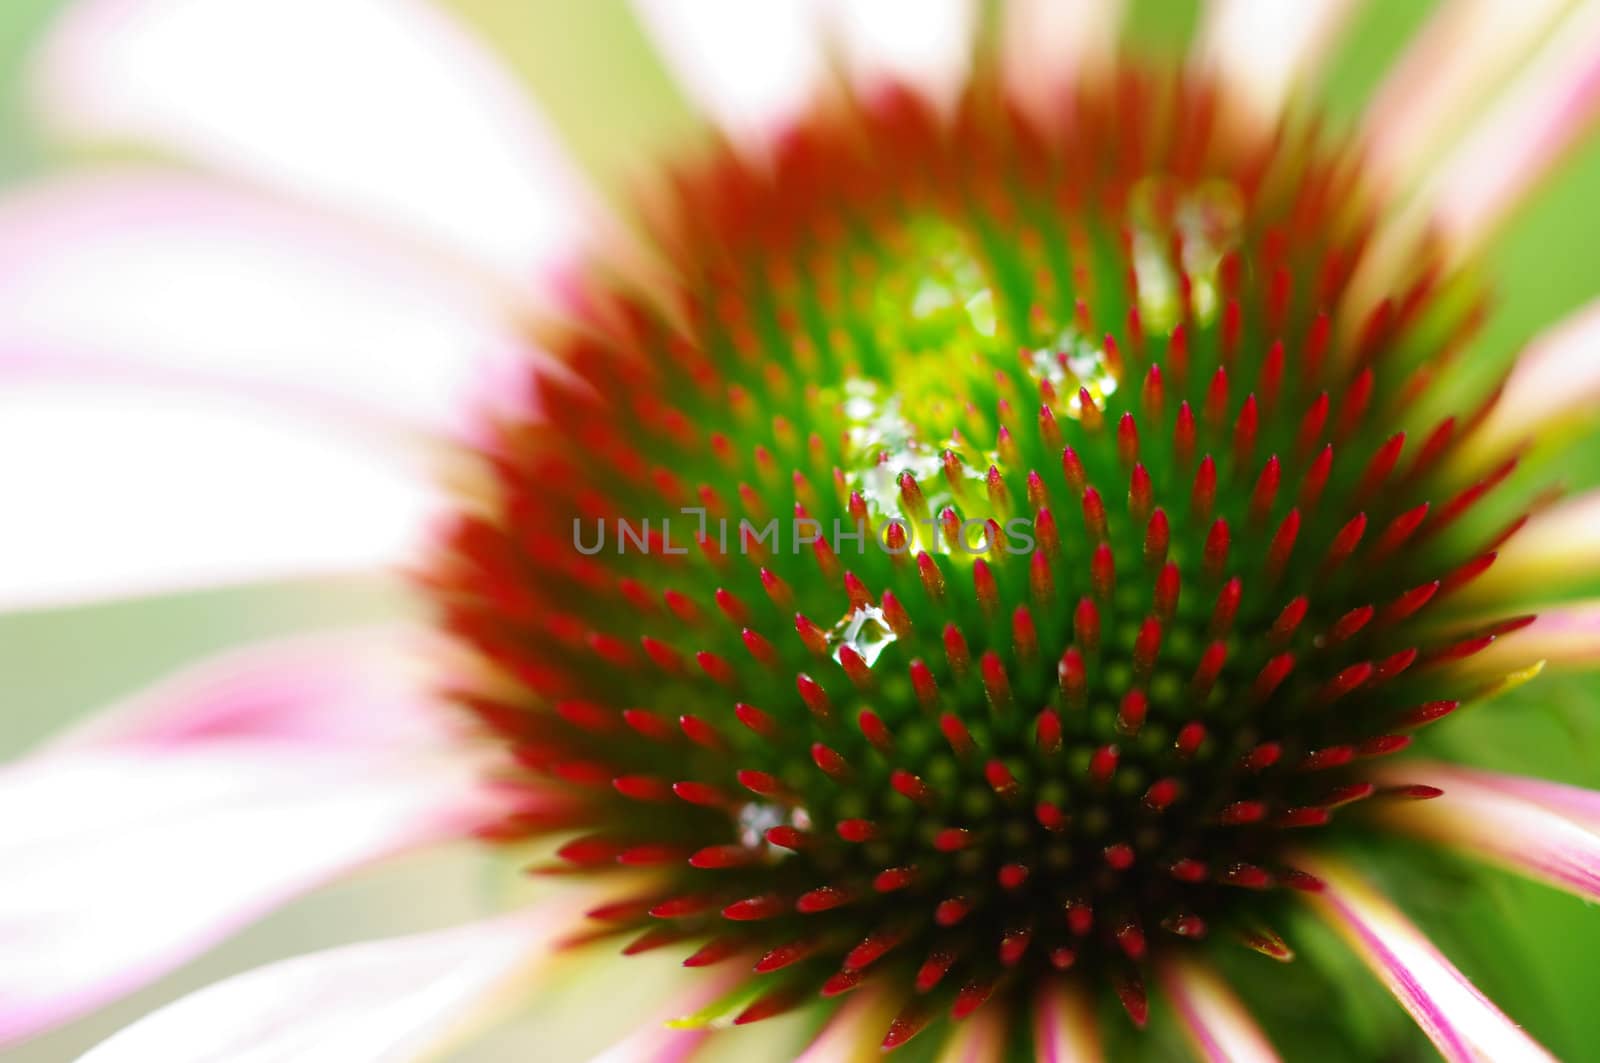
[1375, 767, 1600, 901]
[1472, 489, 1600, 601]
[1466, 297, 1600, 462]
[0, 378, 439, 611]
[1405, 763, 1600, 833]
[822, 0, 977, 109]
[630, 0, 825, 150]
[1157, 955, 1281, 1063]
[794, 985, 896, 1063]
[1300, 855, 1555, 1063]
[1200, 0, 1358, 127]
[592, 972, 748, 1063]
[1470, 600, 1600, 673]
[79, 905, 577, 1063]
[32, 0, 608, 284]
[1422, 2, 1600, 254]
[1002, 0, 1123, 126]
[934, 1002, 1006, 1063]
[0, 173, 540, 441]
[45, 626, 456, 753]
[1033, 982, 1102, 1062]
[0, 745, 493, 1047]
[1363, 0, 1570, 192]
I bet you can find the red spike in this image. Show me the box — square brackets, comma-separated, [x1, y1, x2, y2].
[1217, 801, 1267, 826]
[1154, 563, 1181, 621]
[741, 628, 780, 669]
[883, 1004, 933, 1050]
[764, 825, 808, 850]
[934, 828, 972, 852]
[1400, 700, 1459, 728]
[696, 650, 737, 687]
[1219, 863, 1273, 889]
[1300, 444, 1334, 510]
[981, 651, 1013, 712]
[1381, 581, 1440, 626]
[1168, 324, 1190, 385]
[734, 702, 779, 741]
[1205, 367, 1230, 429]
[1030, 549, 1056, 605]
[1249, 456, 1281, 526]
[1328, 606, 1374, 644]
[1075, 388, 1102, 432]
[796, 886, 856, 914]
[858, 709, 893, 755]
[1371, 502, 1429, 562]
[1129, 464, 1153, 526]
[1203, 519, 1230, 581]
[1013, 605, 1040, 663]
[622, 708, 675, 743]
[1035, 507, 1061, 558]
[943, 622, 972, 676]
[1355, 433, 1406, 501]
[838, 644, 875, 690]
[1143, 364, 1166, 419]
[682, 937, 743, 967]
[1322, 782, 1376, 807]
[939, 712, 978, 759]
[1133, 616, 1163, 679]
[875, 866, 918, 892]
[811, 742, 851, 780]
[1373, 647, 1419, 682]
[1059, 648, 1088, 709]
[736, 770, 788, 800]
[1175, 722, 1207, 758]
[1144, 778, 1181, 811]
[795, 614, 830, 656]
[1090, 745, 1120, 785]
[1261, 338, 1285, 407]
[1081, 486, 1109, 541]
[1117, 690, 1149, 736]
[688, 844, 752, 868]
[935, 897, 973, 926]
[1270, 598, 1308, 644]
[1091, 542, 1116, 600]
[910, 658, 939, 711]
[679, 714, 726, 750]
[1170, 859, 1208, 883]
[1320, 662, 1373, 704]
[1299, 746, 1355, 772]
[796, 673, 833, 721]
[722, 894, 786, 921]
[1113, 970, 1149, 1028]
[1104, 843, 1136, 870]
[1233, 395, 1259, 467]
[1174, 401, 1197, 468]
[837, 819, 879, 843]
[1324, 512, 1367, 572]
[1073, 598, 1101, 653]
[916, 950, 958, 992]
[1336, 368, 1375, 439]
[1297, 394, 1330, 457]
[891, 769, 937, 807]
[675, 782, 732, 808]
[1144, 508, 1171, 567]
[1061, 446, 1087, 494]
[1118, 413, 1141, 468]
[986, 759, 1021, 798]
[1211, 577, 1243, 636]
[1191, 455, 1217, 522]
[1036, 801, 1069, 831]
[1359, 734, 1412, 758]
[1191, 641, 1227, 699]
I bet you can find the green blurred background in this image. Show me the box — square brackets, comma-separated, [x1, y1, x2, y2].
[3, 0, 1600, 1059]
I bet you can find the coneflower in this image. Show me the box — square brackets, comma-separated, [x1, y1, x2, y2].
[6, 2, 1600, 1061]
[430, 32, 1561, 1058]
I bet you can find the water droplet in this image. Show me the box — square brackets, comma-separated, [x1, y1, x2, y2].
[737, 801, 787, 849]
[1127, 177, 1244, 333]
[829, 604, 898, 667]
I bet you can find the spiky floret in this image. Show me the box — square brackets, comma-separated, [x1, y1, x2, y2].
[429, 65, 1519, 1048]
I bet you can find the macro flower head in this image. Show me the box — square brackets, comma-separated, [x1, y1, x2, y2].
[6, 1, 1600, 1060]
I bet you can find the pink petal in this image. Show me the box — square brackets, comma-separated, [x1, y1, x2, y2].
[1032, 982, 1102, 1063]
[935, 1002, 1006, 1063]
[1001, 0, 1123, 127]
[793, 985, 896, 1062]
[0, 744, 495, 1047]
[45, 626, 459, 753]
[0, 377, 439, 611]
[0, 173, 544, 442]
[1298, 855, 1555, 1063]
[1469, 600, 1600, 674]
[77, 904, 581, 1063]
[1422, 2, 1600, 254]
[821, 0, 977, 110]
[1467, 298, 1600, 463]
[1200, 0, 1357, 127]
[630, 0, 825, 150]
[1363, 0, 1571, 192]
[32, 0, 609, 284]
[1157, 955, 1281, 1063]
[1376, 764, 1600, 900]
[594, 971, 749, 1063]
[1401, 763, 1600, 835]
[1473, 489, 1600, 601]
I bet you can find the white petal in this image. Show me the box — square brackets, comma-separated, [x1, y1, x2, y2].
[45, 626, 456, 753]
[1200, 0, 1358, 127]
[1299, 855, 1555, 1063]
[1466, 297, 1600, 464]
[1363, 0, 1571, 193]
[1471, 489, 1600, 601]
[0, 745, 494, 1047]
[821, 0, 978, 110]
[0, 173, 540, 442]
[630, 0, 825, 150]
[1002, 0, 1123, 125]
[1157, 955, 1280, 1063]
[1375, 767, 1600, 902]
[793, 985, 896, 1063]
[32, 0, 607, 283]
[1421, 2, 1600, 255]
[1032, 982, 1102, 1063]
[0, 377, 439, 611]
[78, 905, 578, 1063]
